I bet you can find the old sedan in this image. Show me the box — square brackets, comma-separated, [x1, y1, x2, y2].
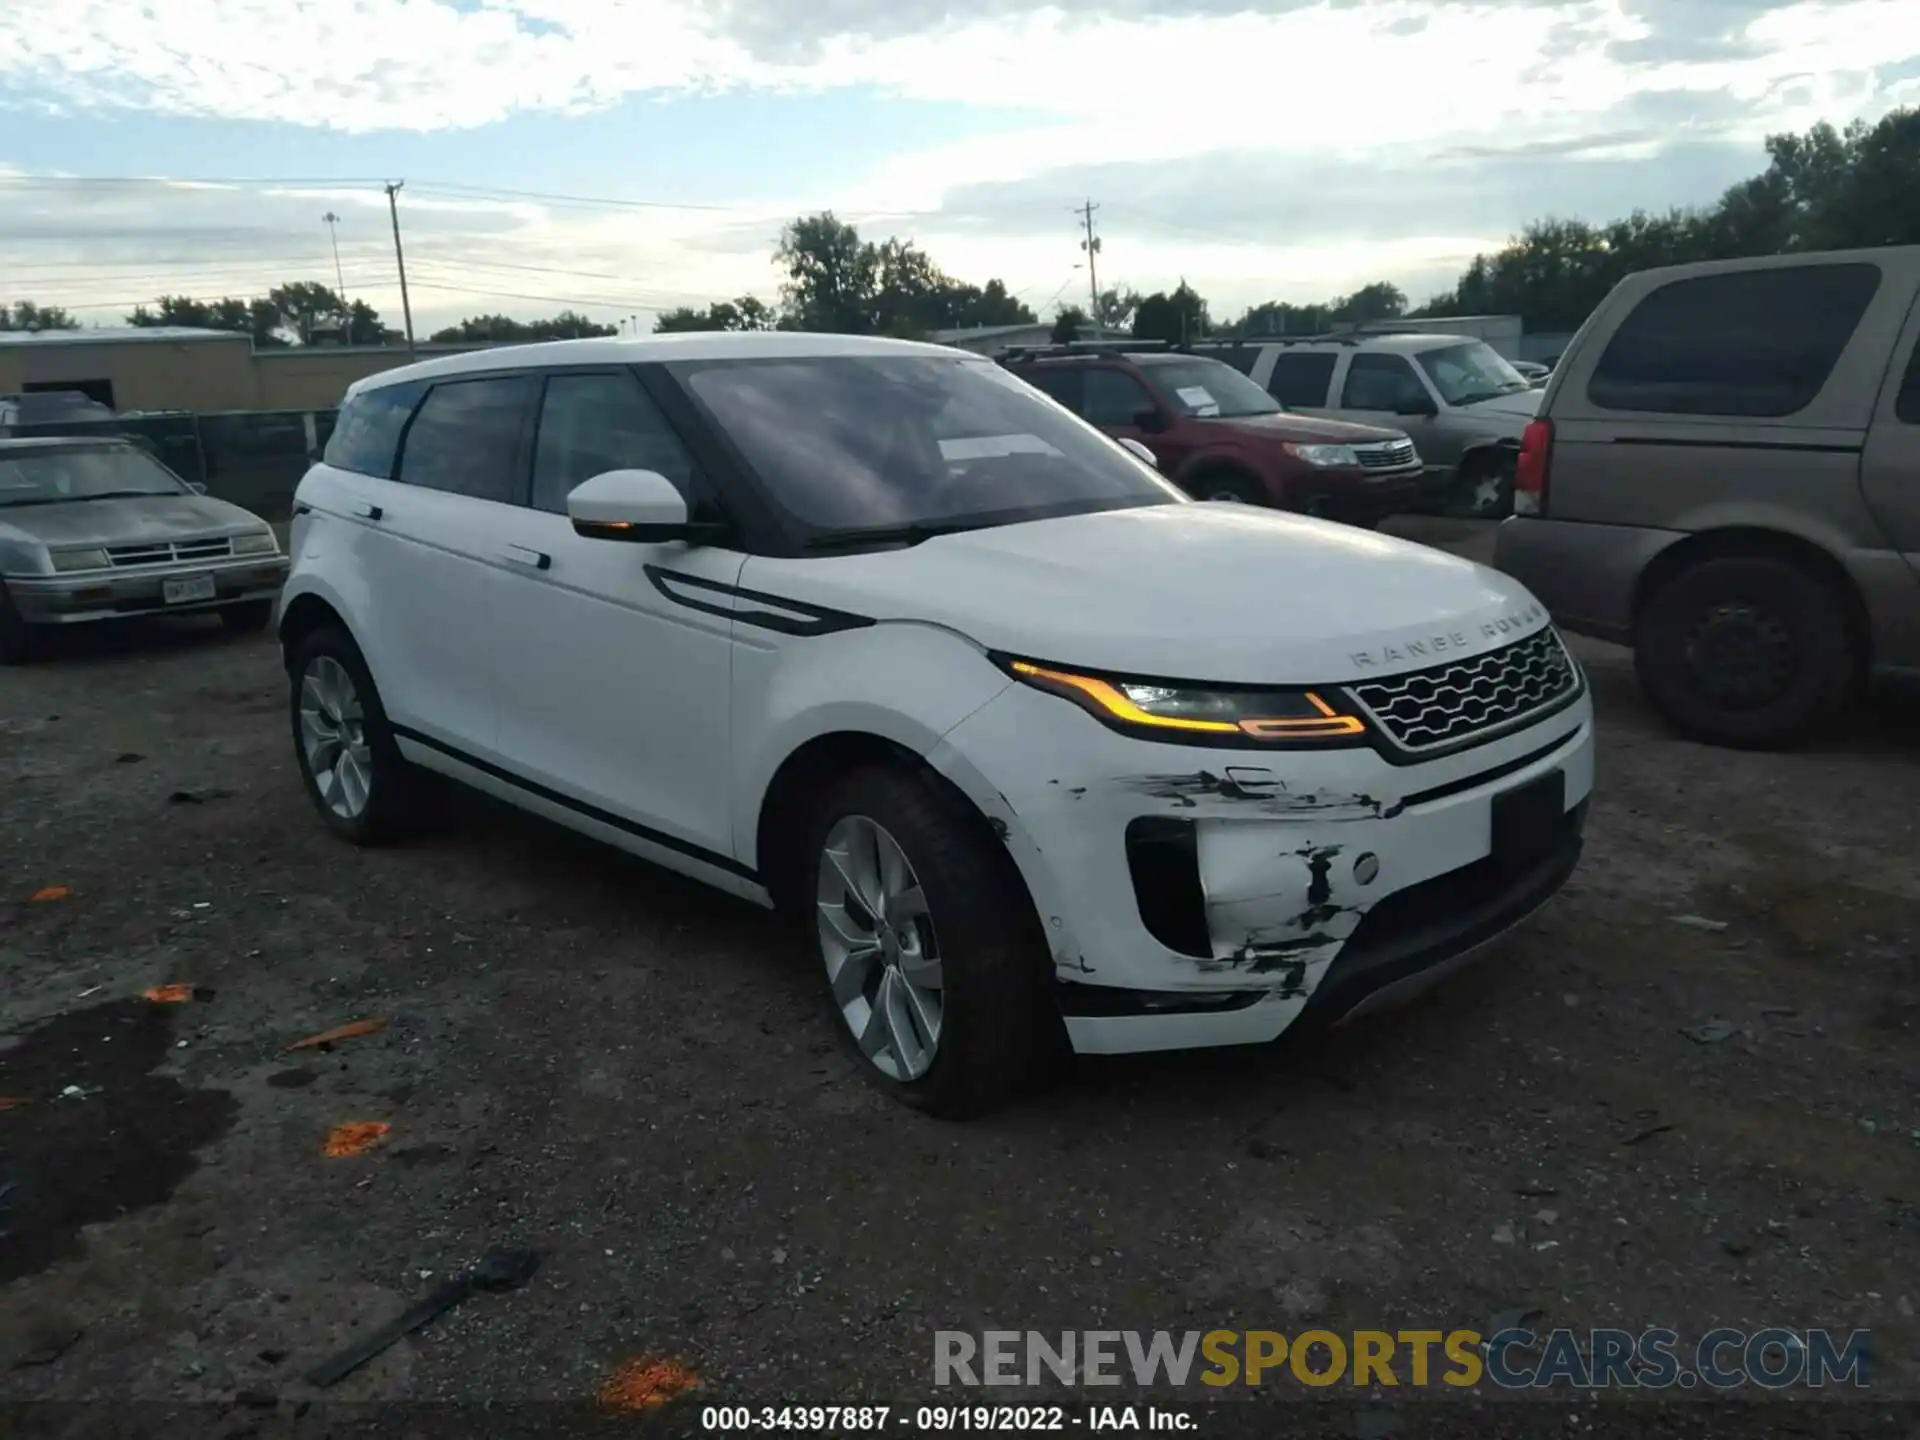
[0, 436, 289, 661]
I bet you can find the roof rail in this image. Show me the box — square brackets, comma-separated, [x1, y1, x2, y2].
[1000, 339, 1167, 360]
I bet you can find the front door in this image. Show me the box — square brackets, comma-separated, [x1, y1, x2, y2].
[1862, 305, 1920, 584]
[1335, 352, 1450, 464]
[1081, 365, 1192, 472]
[487, 368, 744, 865]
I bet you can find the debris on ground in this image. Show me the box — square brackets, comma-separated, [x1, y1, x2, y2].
[1621, 1121, 1675, 1146]
[1491, 1222, 1517, 1245]
[598, 1356, 701, 1411]
[303, 1246, 541, 1388]
[266, 1069, 317, 1089]
[1514, 1181, 1558, 1197]
[1680, 1018, 1739, 1044]
[321, 1122, 391, 1158]
[167, 788, 236, 805]
[284, 1017, 391, 1053]
[1668, 914, 1729, 932]
[8, 1320, 83, 1369]
[28, 887, 70, 903]
[0, 1097, 31, 1111]
[141, 984, 214, 1004]
[113, 753, 144, 765]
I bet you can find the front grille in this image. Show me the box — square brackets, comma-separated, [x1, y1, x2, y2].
[1348, 627, 1578, 752]
[106, 537, 233, 568]
[1353, 438, 1417, 471]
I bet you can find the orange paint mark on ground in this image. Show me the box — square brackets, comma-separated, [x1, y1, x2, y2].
[0, 1097, 32, 1111]
[321, 1121, 391, 1157]
[597, 1357, 701, 1411]
[285, 1016, 390, 1052]
[142, 984, 196, 1003]
[29, 886, 71, 902]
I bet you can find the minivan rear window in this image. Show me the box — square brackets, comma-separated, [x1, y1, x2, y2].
[1587, 263, 1881, 418]
[322, 380, 426, 478]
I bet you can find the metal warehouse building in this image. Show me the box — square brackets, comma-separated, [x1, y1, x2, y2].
[0, 327, 485, 414]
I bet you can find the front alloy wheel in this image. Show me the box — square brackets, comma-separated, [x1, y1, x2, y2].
[816, 815, 944, 1081]
[299, 655, 373, 822]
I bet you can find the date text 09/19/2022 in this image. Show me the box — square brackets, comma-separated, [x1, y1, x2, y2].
[700, 1405, 1196, 1431]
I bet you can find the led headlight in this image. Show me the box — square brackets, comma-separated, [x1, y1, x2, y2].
[1283, 443, 1358, 468]
[230, 530, 279, 556]
[50, 548, 111, 573]
[1005, 659, 1366, 743]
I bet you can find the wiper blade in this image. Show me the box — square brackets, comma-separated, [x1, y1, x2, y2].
[801, 519, 987, 552]
[0, 490, 176, 507]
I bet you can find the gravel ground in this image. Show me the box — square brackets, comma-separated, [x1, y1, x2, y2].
[2, 519, 1917, 1439]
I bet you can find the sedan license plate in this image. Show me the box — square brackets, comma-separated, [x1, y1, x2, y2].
[162, 574, 216, 605]
[1490, 769, 1566, 873]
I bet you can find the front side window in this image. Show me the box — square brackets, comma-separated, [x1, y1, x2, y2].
[1897, 332, 1920, 426]
[531, 372, 701, 515]
[395, 375, 538, 504]
[1587, 263, 1882, 418]
[1341, 353, 1430, 411]
[0, 445, 188, 508]
[1139, 358, 1282, 418]
[1081, 368, 1156, 426]
[323, 380, 426, 479]
[678, 354, 1179, 539]
[1415, 341, 1531, 407]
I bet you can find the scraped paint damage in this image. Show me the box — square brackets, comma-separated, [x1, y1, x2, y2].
[1127, 771, 1403, 820]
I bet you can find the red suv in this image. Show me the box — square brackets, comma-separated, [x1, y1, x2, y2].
[1001, 344, 1441, 524]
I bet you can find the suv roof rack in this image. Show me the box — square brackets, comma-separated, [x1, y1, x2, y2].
[1000, 339, 1168, 360]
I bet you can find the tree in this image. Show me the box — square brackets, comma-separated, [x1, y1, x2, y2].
[1050, 305, 1089, 344]
[1330, 281, 1407, 325]
[775, 212, 879, 333]
[949, 278, 1036, 329]
[127, 294, 288, 347]
[0, 300, 79, 331]
[427, 311, 618, 343]
[1131, 281, 1210, 344]
[652, 296, 781, 333]
[1092, 287, 1140, 333]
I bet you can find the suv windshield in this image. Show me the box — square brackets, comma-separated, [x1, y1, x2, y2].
[1138, 358, 1282, 418]
[1414, 341, 1531, 407]
[679, 355, 1178, 539]
[0, 445, 187, 507]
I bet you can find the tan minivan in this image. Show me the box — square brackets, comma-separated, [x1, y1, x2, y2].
[1493, 245, 1920, 749]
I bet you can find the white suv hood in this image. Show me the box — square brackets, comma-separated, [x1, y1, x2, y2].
[746, 503, 1551, 684]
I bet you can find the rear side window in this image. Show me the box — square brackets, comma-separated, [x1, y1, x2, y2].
[1267, 352, 1337, 407]
[1016, 366, 1082, 411]
[1587, 264, 1882, 418]
[322, 380, 425, 478]
[1896, 335, 1920, 425]
[395, 375, 539, 504]
[531, 372, 700, 515]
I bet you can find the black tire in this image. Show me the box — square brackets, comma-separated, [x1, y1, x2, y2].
[803, 763, 1050, 1119]
[287, 624, 432, 844]
[220, 599, 274, 633]
[0, 585, 42, 664]
[1633, 554, 1857, 750]
[1192, 471, 1268, 505]
[1448, 452, 1515, 519]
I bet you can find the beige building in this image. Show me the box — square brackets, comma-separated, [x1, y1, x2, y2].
[0, 326, 490, 414]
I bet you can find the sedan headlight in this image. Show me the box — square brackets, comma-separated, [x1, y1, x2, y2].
[230, 530, 278, 556]
[50, 548, 111, 573]
[1283, 443, 1358, 468]
[1003, 658, 1366, 743]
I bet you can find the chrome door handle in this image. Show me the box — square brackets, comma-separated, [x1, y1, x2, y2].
[351, 502, 382, 521]
[503, 545, 551, 571]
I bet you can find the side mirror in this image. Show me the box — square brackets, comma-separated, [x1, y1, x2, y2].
[1116, 437, 1159, 470]
[188, 482, 209, 495]
[566, 468, 719, 544]
[1133, 408, 1170, 434]
[1397, 395, 1439, 418]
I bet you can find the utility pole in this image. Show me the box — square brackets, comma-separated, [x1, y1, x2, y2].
[1076, 200, 1102, 327]
[322, 211, 350, 338]
[384, 182, 416, 358]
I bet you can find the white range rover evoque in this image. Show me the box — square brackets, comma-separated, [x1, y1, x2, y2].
[279, 332, 1594, 1117]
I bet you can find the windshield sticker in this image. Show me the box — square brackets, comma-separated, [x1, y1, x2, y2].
[1175, 386, 1220, 416]
[938, 434, 1062, 460]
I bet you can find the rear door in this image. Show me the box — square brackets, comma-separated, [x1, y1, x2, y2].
[1860, 272, 1920, 625]
[1256, 350, 1339, 414]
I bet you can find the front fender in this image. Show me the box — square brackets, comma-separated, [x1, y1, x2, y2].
[730, 622, 1014, 870]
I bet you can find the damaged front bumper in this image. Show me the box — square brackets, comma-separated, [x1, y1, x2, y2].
[930, 681, 1594, 1055]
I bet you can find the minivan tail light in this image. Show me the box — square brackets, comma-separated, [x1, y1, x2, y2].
[1515, 418, 1553, 516]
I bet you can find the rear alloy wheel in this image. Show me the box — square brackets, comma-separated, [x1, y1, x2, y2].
[1634, 554, 1856, 750]
[289, 626, 431, 843]
[806, 765, 1047, 1118]
[1449, 452, 1516, 519]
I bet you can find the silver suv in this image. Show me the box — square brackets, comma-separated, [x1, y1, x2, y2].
[1494, 244, 1920, 750]
[1202, 334, 1543, 517]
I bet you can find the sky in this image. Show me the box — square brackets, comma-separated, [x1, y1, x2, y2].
[3, 0, 1919, 338]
